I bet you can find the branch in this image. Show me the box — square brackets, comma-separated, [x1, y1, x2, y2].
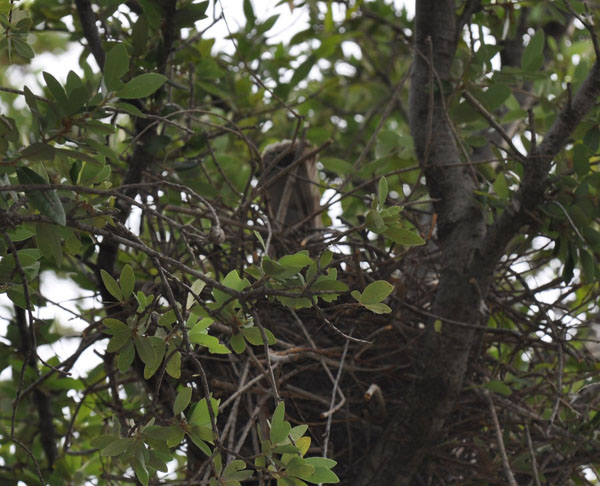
[456, 0, 482, 39]
[481, 60, 600, 265]
[74, 0, 105, 69]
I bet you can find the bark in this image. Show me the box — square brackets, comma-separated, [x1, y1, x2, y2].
[358, 1, 600, 484]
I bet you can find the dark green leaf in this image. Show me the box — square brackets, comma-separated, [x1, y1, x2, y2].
[42, 71, 68, 111]
[165, 350, 181, 379]
[134, 335, 157, 367]
[290, 56, 315, 88]
[243, 0, 256, 28]
[104, 43, 129, 92]
[120, 264, 135, 299]
[36, 223, 62, 266]
[107, 331, 131, 353]
[118, 340, 136, 372]
[383, 225, 425, 246]
[100, 269, 123, 301]
[378, 176, 388, 208]
[174, 1, 209, 28]
[521, 30, 545, 72]
[174, 387, 192, 415]
[573, 144, 590, 177]
[365, 209, 386, 234]
[483, 380, 512, 396]
[100, 437, 135, 456]
[16, 167, 66, 226]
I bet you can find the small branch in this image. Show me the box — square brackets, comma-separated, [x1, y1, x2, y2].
[462, 90, 526, 162]
[457, 0, 482, 37]
[322, 336, 350, 458]
[485, 391, 518, 486]
[525, 424, 542, 486]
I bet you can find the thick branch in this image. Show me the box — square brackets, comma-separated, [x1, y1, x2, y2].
[74, 0, 105, 69]
[359, 1, 487, 483]
[481, 60, 600, 268]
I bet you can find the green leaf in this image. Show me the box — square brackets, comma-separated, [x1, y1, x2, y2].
[360, 280, 394, 305]
[573, 144, 590, 177]
[263, 256, 287, 276]
[230, 333, 246, 354]
[243, 0, 256, 28]
[120, 264, 135, 299]
[12, 37, 34, 59]
[107, 331, 131, 353]
[493, 173, 509, 199]
[90, 435, 118, 450]
[304, 457, 337, 469]
[304, 466, 340, 484]
[579, 248, 595, 282]
[286, 457, 315, 480]
[118, 340, 136, 372]
[42, 71, 68, 111]
[100, 269, 123, 301]
[383, 225, 425, 246]
[378, 176, 388, 208]
[187, 427, 213, 455]
[365, 209, 386, 234]
[174, 387, 193, 415]
[290, 55, 316, 88]
[190, 397, 219, 426]
[16, 167, 66, 226]
[134, 335, 156, 367]
[103, 317, 129, 333]
[36, 223, 63, 267]
[21, 143, 55, 161]
[270, 402, 291, 444]
[164, 425, 185, 447]
[477, 84, 511, 112]
[240, 326, 277, 345]
[114, 101, 144, 116]
[165, 350, 181, 379]
[143, 337, 166, 379]
[320, 157, 355, 176]
[104, 43, 129, 92]
[132, 450, 149, 486]
[116, 73, 167, 99]
[7, 226, 35, 242]
[190, 332, 230, 354]
[173, 1, 209, 28]
[186, 278, 208, 309]
[363, 302, 392, 314]
[101, 437, 135, 456]
[521, 30, 545, 72]
[483, 380, 512, 396]
[222, 269, 250, 291]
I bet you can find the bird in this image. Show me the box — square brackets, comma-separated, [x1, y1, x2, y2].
[261, 140, 322, 234]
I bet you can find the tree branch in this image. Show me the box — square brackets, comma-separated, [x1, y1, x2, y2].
[481, 60, 600, 267]
[74, 0, 105, 69]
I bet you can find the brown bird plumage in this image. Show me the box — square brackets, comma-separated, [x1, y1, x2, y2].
[261, 140, 322, 233]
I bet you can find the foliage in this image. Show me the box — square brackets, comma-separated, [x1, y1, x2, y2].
[0, 0, 600, 485]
